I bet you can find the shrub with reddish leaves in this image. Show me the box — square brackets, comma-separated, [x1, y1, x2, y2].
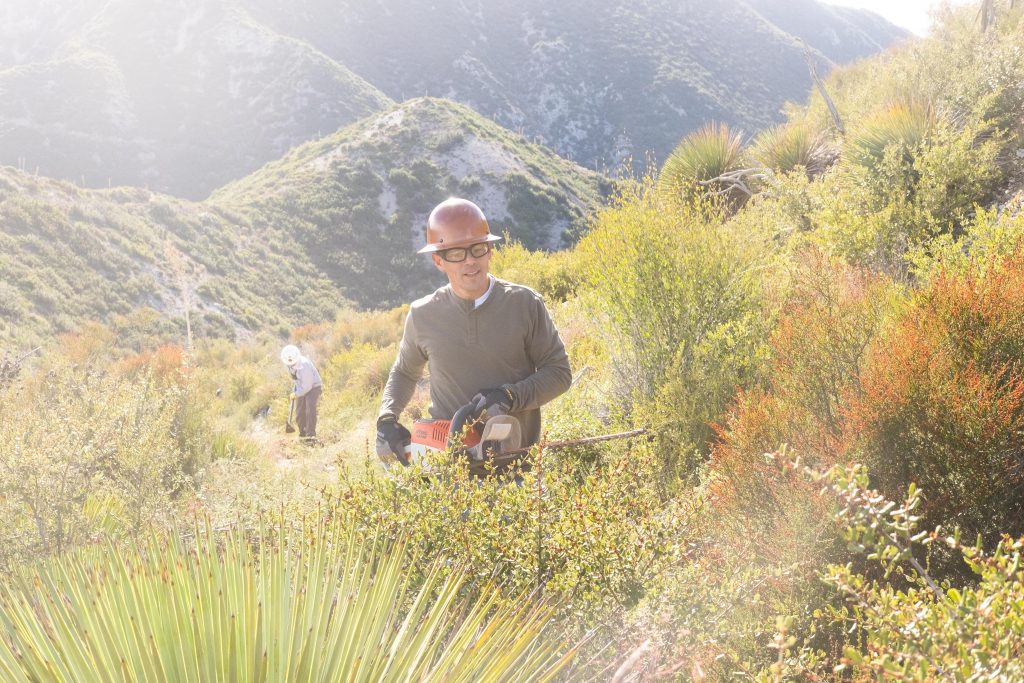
[845, 254, 1024, 542]
[118, 343, 187, 384]
[711, 251, 896, 538]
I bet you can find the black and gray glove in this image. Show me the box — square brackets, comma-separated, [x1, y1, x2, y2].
[376, 415, 411, 465]
[471, 385, 515, 420]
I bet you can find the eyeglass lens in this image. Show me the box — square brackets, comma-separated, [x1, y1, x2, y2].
[441, 243, 490, 262]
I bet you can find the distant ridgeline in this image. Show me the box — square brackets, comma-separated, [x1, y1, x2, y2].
[0, 0, 905, 346]
[0, 99, 607, 346]
[0, 0, 905, 198]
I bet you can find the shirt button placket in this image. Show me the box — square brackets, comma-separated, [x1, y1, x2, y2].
[468, 308, 479, 345]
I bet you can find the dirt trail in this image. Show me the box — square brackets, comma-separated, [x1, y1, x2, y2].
[246, 415, 377, 485]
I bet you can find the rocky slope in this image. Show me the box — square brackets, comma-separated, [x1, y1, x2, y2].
[248, 0, 908, 171]
[1, 0, 905, 198]
[212, 97, 610, 309]
[0, 0, 392, 199]
[0, 98, 607, 345]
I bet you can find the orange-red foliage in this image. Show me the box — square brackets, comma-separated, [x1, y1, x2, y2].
[57, 321, 116, 364]
[290, 322, 330, 344]
[118, 344, 187, 385]
[710, 252, 889, 552]
[714, 247, 1024, 548]
[844, 255, 1024, 539]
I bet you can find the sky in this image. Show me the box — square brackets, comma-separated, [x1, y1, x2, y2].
[821, 0, 975, 35]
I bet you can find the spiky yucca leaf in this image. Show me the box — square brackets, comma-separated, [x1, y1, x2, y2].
[748, 123, 833, 177]
[0, 517, 575, 682]
[657, 122, 744, 201]
[848, 99, 936, 168]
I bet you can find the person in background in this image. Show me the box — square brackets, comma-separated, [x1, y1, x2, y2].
[281, 344, 323, 445]
[376, 197, 571, 470]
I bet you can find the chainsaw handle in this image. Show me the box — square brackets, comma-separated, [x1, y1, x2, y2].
[447, 402, 479, 450]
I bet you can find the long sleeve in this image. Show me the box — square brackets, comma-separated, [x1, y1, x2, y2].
[293, 359, 321, 397]
[506, 295, 571, 411]
[379, 308, 428, 419]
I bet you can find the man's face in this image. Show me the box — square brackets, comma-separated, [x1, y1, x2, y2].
[432, 243, 493, 300]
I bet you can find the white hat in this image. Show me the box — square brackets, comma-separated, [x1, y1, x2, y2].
[280, 344, 301, 366]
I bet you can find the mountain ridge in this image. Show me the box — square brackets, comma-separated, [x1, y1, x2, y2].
[0, 96, 608, 345]
[1, 0, 906, 197]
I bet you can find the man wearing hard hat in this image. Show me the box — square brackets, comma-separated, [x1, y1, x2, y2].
[280, 344, 323, 445]
[376, 197, 571, 466]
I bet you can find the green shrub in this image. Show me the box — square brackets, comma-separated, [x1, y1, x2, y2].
[909, 200, 1024, 283]
[230, 369, 257, 402]
[0, 361, 189, 568]
[490, 238, 581, 303]
[911, 120, 1005, 228]
[813, 111, 1003, 276]
[797, 460, 1024, 681]
[575, 180, 774, 476]
[337, 441, 691, 637]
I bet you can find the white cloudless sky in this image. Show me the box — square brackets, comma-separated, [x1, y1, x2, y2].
[820, 0, 976, 35]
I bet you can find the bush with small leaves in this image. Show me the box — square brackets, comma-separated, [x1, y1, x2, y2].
[792, 459, 1024, 681]
[0, 360, 190, 569]
[575, 179, 775, 476]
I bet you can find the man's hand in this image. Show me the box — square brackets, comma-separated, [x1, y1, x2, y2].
[471, 386, 515, 420]
[289, 392, 297, 400]
[376, 415, 411, 465]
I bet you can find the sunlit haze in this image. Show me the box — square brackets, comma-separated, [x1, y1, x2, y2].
[821, 0, 976, 35]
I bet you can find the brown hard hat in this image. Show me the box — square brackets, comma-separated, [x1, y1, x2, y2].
[418, 197, 502, 254]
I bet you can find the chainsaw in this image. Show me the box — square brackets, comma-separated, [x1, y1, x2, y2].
[377, 402, 524, 473]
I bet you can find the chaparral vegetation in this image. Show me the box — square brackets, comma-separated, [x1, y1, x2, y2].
[2, 2, 1024, 680]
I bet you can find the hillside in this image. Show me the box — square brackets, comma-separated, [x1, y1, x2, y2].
[0, 166, 346, 347]
[5, 4, 1024, 682]
[212, 97, 611, 309]
[743, 0, 906, 63]
[247, 0, 908, 171]
[0, 0, 392, 199]
[0, 0, 903, 198]
[0, 97, 608, 345]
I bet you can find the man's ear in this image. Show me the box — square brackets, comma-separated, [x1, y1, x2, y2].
[431, 254, 444, 272]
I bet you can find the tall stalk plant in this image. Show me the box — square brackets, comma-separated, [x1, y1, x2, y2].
[0, 516, 576, 682]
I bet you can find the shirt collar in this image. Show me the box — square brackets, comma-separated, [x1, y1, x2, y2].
[474, 276, 495, 308]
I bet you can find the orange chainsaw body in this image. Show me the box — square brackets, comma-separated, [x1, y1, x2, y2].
[405, 418, 480, 462]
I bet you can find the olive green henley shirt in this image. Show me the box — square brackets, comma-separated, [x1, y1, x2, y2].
[379, 277, 571, 446]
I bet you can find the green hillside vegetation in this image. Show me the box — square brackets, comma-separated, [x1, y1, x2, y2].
[0, 98, 606, 345]
[0, 167, 346, 346]
[212, 97, 610, 308]
[2, 0, 903, 196]
[4, 2, 1024, 680]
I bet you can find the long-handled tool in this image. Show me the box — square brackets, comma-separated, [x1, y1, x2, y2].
[285, 398, 296, 433]
[379, 400, 646, 473]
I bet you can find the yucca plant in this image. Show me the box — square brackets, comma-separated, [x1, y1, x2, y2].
[747, 123, 834, 178]
[0, 516, 576, 682]
[657, 122, 746, 206]
[847, 99, 936, 169]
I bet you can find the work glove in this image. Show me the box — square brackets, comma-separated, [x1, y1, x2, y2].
[471, 386, 515, 420]
[376, 415, 411, 466]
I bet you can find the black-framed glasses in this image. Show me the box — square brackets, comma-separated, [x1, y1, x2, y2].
[437, 243, 492, 263]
